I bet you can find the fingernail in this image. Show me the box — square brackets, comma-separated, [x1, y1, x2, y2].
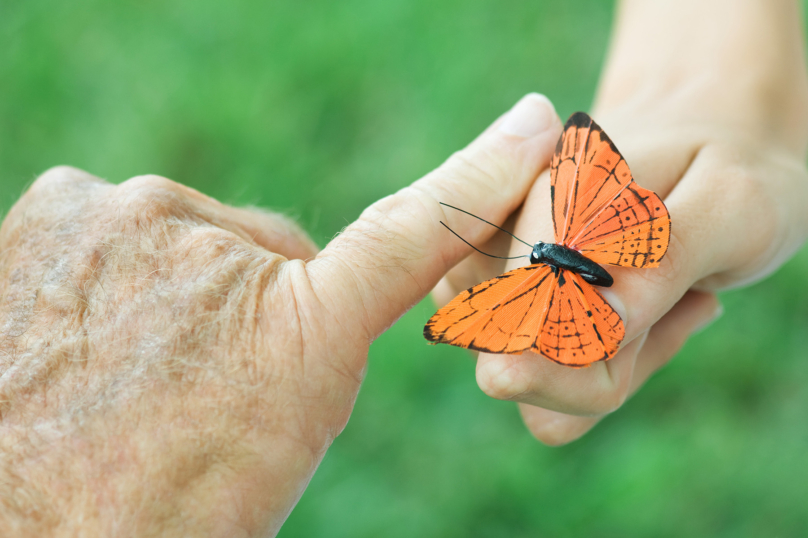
[693, 302, 724, 334]
[499, 93, 556, 138]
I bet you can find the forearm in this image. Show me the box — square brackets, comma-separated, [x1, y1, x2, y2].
[595, 0, 808, 152]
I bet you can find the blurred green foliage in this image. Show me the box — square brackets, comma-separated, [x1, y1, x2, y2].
[3, 1, 808, 536]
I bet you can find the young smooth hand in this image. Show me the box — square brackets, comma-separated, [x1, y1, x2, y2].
[433, 0, 808, 445]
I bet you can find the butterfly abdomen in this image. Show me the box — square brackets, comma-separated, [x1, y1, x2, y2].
[531, 242, 613, 287]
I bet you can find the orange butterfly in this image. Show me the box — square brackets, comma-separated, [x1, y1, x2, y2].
[424, 112, 671, 367]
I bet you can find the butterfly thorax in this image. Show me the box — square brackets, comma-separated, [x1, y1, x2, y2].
[530, 242, 614, 287]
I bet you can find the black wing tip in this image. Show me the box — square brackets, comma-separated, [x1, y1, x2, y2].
[564, 111, 625, 160]
[423, 321, 439, 341]
[566, 111, 593, 129]
[423, 319, 453, 344]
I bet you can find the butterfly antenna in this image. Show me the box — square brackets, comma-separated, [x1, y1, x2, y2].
[440, 222, 529, 260]
[440, 202, 532, 248]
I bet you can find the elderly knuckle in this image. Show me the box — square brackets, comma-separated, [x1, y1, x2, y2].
[118, 174, 181, 196]
[34, 165, 80, 185]
[173, 227, 266, 276]
[182, 226, 238, 248]
[27, 166, 104, 197]
[3, 168, 108, 251]
[115, 175, 193, 223]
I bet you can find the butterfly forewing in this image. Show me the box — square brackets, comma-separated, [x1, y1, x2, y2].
[424, 265, 555, 354]
[550, 113, 635, 244]
[552, 112, 671, 268]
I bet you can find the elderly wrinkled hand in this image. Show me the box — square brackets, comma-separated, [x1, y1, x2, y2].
[0, 94, 561, 535]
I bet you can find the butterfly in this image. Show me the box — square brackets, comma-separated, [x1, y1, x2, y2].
[423, 112, 671, 367]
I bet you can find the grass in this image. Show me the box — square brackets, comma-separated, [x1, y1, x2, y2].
[3, 1, 808, 535]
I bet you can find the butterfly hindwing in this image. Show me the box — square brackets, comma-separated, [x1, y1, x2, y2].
[550, 112, 634, 244]
[424, 265, 555, 354]
[571, 182, 671, 268]
[538, 271, 624, 367]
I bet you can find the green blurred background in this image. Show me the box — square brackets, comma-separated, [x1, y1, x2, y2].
[3, 1, 808, 536]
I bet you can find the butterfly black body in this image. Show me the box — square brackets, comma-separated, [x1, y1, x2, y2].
[530, 242, 613, 287]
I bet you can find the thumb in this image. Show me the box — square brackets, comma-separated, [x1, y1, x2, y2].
[309, 93, 562, 341]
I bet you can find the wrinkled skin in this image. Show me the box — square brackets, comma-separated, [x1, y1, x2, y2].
[1, 0, 807, 536]
[0, 96, 562, 535]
